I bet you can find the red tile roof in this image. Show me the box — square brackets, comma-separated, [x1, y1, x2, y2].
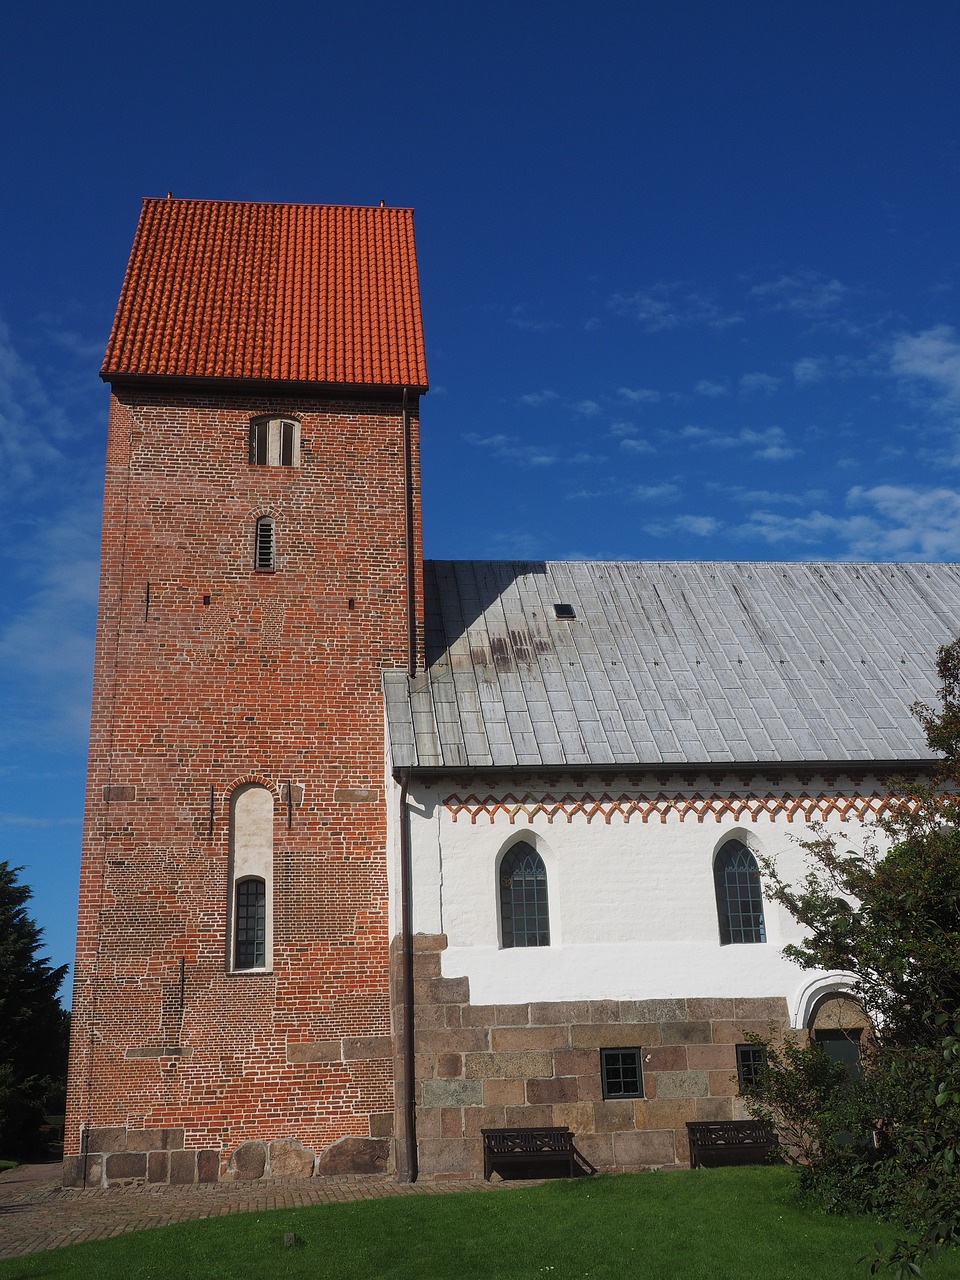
[102, 198, 428, 388]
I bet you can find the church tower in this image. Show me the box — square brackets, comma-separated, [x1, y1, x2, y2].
[65, 198, 427, 1186]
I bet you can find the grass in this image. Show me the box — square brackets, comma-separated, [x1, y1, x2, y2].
[3, 1166, 960, 1280]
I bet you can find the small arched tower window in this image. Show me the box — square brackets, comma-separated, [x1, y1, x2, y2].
[499, 842, 550, 948]
[714, 839, 766, 945]
[254, 516, 275, 571]
[249, 417, 300, 466]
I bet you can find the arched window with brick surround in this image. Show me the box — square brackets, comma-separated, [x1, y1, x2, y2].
[498, 841, 550, 948]
[714, 838, 766, 945]
[254, 516, 275, 571]
[229, 784, 274, 971]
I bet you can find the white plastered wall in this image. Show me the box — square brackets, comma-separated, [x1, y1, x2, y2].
[396, 773, 878, 1019]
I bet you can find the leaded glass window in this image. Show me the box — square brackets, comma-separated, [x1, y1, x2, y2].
[499, 843, 550, 948]
[715, 839, 766, 945]
[234, 877, 266, 969]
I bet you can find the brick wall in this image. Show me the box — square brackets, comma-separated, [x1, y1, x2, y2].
[65, 384, 422, 1186]
[411, 934, 788, 1179]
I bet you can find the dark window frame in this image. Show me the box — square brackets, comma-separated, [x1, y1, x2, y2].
[715, 839, 766, 945]
[249, 417, 299, 467]
[254, 516, 275, 571]
[601, 1047, 644, 1099]
[234, 876, 266, 970]
[499, 842, 550, 948]
[735, 1042, 768, 1091]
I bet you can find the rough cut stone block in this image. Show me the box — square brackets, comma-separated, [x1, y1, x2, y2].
[588, 1000, 621, 1023]
[412, 951, 442, 978]
[483, 1077, 525, 1107]
[494, 1004, 531, 1026]
[660, 1021, 712, 1046]
[197, 1150, 220, 1183]
[105, 1152, 147, 1181]
[147, 1151, 169, 1183]
[491, 1025, 568, 1052]
[530, 1000, 590, 1026]
[571, 1023, 659, 1050]
[316, 1136, 390, 1176]
[412, 933, 447, 952]
[416, 1108, 441, 1139]
[552, 1102, 595, 1134]
[414, 1028, 489, 1054]
[62, 1155, 84, 1188]
[437, 1053, 463, 1078]
[709, 1070, 740, 1097]
[460, 1003, 499, 1027]
[554, 1048, 599, 1077]
[594, 1099, 636, 1133]
[635, 1098, 696, 1131]
[342, 1035, 393, 1061]
[526, 1076, 578, 1104]
[86, 1126, 126, 1154]
[642, 1045, 687, 1071]
[417, 1138, 482, 1176]
[464, 1050, 553, 1079]
[653, 1069, 709, 1100]
[421, 1077, 483, 1108]
[734, 996, 789, 1021]
[622, 999, 687, 1024]
[504, 1104, 553, 1128]
[463, 1105, 507, 1138]
[369, 1112, 394, 1139]
[712, 1019, 777, 1044]
[575, 1130, 614, 1169]
[286, 1040, 341, 1063]
[428, 976, 470, 1004]
[686, 998, 735, 1020]
[686, 1044, 737, 1071]
[613, 1128, 677, 1168]
[169, 1149, 197, 1184]
[228, 1140, 266, 1180]
[441, 1107, 464, 1138]
[695, 1096, 734, 1121]
[269, 1138, 316, 1178]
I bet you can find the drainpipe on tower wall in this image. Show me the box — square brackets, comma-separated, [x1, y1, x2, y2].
[396, 768, 418, 1181]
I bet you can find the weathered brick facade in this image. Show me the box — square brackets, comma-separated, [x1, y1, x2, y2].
[65, 383, 422, 1186]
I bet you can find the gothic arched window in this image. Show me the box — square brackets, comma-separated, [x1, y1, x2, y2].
[714, 839, 766, 945]
[499, 843, 550, 948]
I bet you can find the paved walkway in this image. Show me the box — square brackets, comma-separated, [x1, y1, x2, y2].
[0, 1162, 523, 1260]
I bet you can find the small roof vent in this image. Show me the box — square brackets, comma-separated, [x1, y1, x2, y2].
[554, 602, 576, 620]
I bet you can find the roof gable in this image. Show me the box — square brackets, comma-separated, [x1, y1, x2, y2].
[102, 198, 428, 388]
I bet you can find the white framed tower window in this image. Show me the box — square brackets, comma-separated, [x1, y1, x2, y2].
[249, 416, 300, 467]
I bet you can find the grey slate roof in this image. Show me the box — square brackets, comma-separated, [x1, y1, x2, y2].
[383, 560, 960, 771]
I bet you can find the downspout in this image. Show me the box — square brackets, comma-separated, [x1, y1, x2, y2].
[402, 387, 417, 679]
[397, 387, 418, 1179]
[396, 768, 418, 1181]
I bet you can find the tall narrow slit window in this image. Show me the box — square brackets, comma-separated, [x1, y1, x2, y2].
[254, 516, 275, 571]
[249, 417, 300, 466]
[228, 783, 274, 972]
[234, 877, 266, 969]
[715, 839, 766, 945]
[499, 842, 550, 948]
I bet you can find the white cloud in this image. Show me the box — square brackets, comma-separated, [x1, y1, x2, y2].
[620, 437, 655, 454]
[630, 483, 680, 502]
[674, 514, 721, 536]
[740, 484, 960, 559]
[518, 390, 560, 407]
[889, 325, 960, 412]
[674, 424, 799, 459]
[572, 399, 602, 417]
[793, 357, 827, 384]
[463, 432, 557, 465]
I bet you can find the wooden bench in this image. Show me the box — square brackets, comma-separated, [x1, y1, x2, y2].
[482, 1126, 586, 1180]
[686, 1120, 779, 1169]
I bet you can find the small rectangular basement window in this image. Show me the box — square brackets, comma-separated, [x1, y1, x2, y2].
[735, 1043, 768, 1091]
[601, 1047, 644, 1099]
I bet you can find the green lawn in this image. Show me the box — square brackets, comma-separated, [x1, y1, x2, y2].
[4, 1167, 960, 1280]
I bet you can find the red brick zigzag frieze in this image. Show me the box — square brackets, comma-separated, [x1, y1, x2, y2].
[443, 790, 913, 825]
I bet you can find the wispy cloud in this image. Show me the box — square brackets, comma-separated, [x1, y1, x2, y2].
[750, 271, 849, 317]
[674, 424, 799, 460]
[630, 483, 680, 502]
[507, 305, 561, 332]
[518, 389, 560, 407]
[617, 386, 661, 404]
[694, 379, 728, 398]
[463, 432, 557, 466]
[609, 283, 742, 333]
[739, 372, 780, 395]
[740, 484, 960, 559]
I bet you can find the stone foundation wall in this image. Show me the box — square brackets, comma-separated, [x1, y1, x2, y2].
[412, 934, 789, 1179]
[64, 1127, 391, 1188]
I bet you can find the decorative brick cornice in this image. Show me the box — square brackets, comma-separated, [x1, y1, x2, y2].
[443, 789, 918, 825]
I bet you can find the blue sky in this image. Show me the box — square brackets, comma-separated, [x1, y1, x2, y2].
[2, 1, 960, 986]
